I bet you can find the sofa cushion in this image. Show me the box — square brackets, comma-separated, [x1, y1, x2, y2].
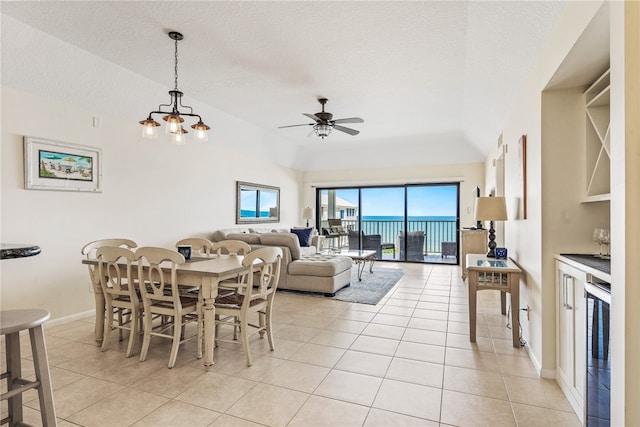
[290, 227, 313, 247]
[248, 228, 272, 234]
[212, 228, 251, 242]
[259, 232, 301, 260]
[226, 233, 261, 245]
[289, 254, 353, 277]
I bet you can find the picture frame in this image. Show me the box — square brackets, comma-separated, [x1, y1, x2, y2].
[236, 181, 280, 224]
[24, 136, 102, 192]
[518, 134, 527, 219]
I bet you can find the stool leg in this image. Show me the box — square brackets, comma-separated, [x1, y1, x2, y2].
[30, 325, 57, 426]
[6, 332, 24, 425]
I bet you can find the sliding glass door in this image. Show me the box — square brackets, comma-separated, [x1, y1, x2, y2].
[316, 183, 459, 264]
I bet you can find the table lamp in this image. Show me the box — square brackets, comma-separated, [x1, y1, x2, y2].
[474, 196, 508, 258]
[301, 207, 314, 227]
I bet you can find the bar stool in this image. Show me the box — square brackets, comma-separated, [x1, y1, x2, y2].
[1, 309, 57, 426]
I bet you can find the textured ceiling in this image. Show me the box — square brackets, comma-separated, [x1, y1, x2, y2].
[1, 1, 567, 170]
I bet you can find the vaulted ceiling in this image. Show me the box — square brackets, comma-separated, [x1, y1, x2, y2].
[1, 1, 567, 170]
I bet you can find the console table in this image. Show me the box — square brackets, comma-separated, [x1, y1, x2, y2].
[466, 254, 521, 348]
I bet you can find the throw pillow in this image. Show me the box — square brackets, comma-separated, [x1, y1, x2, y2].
[290, 227, 313, 247]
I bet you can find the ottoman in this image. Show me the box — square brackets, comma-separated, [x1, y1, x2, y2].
[284, 253, 353, 296]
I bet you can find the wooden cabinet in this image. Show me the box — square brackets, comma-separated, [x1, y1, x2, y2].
[556, 260, 586, 422]
[584, 69, 610, 202]
[460, 229, 488, 279]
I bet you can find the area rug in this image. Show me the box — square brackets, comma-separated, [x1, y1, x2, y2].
[278, 268, 405, 305]
[330, 268, 405, 305]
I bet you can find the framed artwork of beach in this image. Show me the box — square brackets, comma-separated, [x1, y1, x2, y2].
[24, 136, 102, 192]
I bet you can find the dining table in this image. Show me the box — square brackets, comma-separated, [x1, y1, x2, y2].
[82, 254, 250, 370]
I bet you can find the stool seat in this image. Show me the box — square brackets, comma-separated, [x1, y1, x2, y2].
[1, 308, 57, 426]
[1, 309, 51, 334]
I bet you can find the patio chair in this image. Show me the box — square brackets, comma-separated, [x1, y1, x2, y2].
[348, 229, 382, 258]
[398, 231, 425, 261]
[328, 218, 349, 247]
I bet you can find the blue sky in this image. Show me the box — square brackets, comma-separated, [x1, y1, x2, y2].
[332, 185, 457, 217]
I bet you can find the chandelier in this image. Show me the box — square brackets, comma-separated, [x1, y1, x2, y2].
[139, 31, 210, 144]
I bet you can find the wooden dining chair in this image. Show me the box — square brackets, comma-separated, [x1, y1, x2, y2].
[210, 240, 252, 338]
[211, 240, 251, 256]
[136, 247, 202, 368]
[81, 238, 137, 343]
[96, 246, 140, 357]
[214, 246, 282, 366]
[175, 237, 214, 256]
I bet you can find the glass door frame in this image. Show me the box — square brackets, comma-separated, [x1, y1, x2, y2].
[315, 182, 460, 265]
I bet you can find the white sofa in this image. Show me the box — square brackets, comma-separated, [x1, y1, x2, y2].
[211, 228, 352, 295]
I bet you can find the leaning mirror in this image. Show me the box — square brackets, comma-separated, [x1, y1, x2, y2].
[236, 181, 280, 224]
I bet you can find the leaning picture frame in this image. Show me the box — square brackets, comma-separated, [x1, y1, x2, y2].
[518, 134, 527, 219]
[24, 136, 102, 192]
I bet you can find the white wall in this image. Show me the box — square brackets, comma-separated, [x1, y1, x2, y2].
[0, 86, 302, 321]
[0, 15, 304, 321]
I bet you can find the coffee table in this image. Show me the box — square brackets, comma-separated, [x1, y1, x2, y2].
[326, 249, 376, 281]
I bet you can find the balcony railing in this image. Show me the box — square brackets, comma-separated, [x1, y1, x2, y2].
[320, 219, 458, 257]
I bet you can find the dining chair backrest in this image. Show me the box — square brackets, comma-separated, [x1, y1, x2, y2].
[211, 240, 251, 256]
[81, 238, 138, 289]
[96, 246, 138, 303]
[175, 237, 214, 256]
[241, 246, 283, 299]
[81, 238, 137, 259]
[135, 247, 185, 307]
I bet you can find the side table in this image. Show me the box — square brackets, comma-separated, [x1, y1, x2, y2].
[466, 254, 522, 348]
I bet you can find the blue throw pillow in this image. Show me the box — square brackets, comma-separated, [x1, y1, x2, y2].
[291, 227, 313, 247]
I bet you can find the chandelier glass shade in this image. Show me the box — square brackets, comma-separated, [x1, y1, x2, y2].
[139, 31, 210, 143]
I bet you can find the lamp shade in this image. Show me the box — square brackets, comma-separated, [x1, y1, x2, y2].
[301, 207, 314, 220]
[474, 197, 508, 221]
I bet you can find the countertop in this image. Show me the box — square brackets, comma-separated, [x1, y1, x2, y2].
[1, 243, 42, 259]
[556, 253, 611, 283]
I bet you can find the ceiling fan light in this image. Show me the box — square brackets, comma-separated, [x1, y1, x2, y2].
[314, 123, 332, 139]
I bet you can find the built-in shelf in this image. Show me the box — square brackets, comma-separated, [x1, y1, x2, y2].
[584, 68, 610, 202]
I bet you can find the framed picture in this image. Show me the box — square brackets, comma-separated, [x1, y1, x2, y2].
[24, 137, 102, 192]
[518, 134, 527, 219]
[236, 181, 280, 224]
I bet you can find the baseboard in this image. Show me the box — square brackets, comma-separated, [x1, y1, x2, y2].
[46, 309, 95, 328]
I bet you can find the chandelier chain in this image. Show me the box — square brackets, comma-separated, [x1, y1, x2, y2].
[174, 37, 179, 91]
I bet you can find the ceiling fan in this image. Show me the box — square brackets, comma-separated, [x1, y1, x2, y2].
[278, 98, 364, 139]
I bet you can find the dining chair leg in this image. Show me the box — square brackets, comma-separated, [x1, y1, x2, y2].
[265, 305, 275, 351]
[139, 311, 152, 362]
[118, 308, 124, 342]
[101, 303, 114, 352]
[125, 307, 138, 358]
[168, 315, 181, 369]
[241, 315, 252, 367]
[258, 311, 266, 339]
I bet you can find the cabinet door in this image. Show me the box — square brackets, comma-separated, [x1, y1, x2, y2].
[556, 260, 586, 419]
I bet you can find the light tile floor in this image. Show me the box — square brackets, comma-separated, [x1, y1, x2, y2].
[2, 262, 581, 426]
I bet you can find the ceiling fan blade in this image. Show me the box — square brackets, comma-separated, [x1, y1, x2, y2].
[278, 123, 314, 128]
[302, 113, 321, 122]
[307, 128, 315, 138]
[333, 124, 360, 136]
[331, 117, 364, 124]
